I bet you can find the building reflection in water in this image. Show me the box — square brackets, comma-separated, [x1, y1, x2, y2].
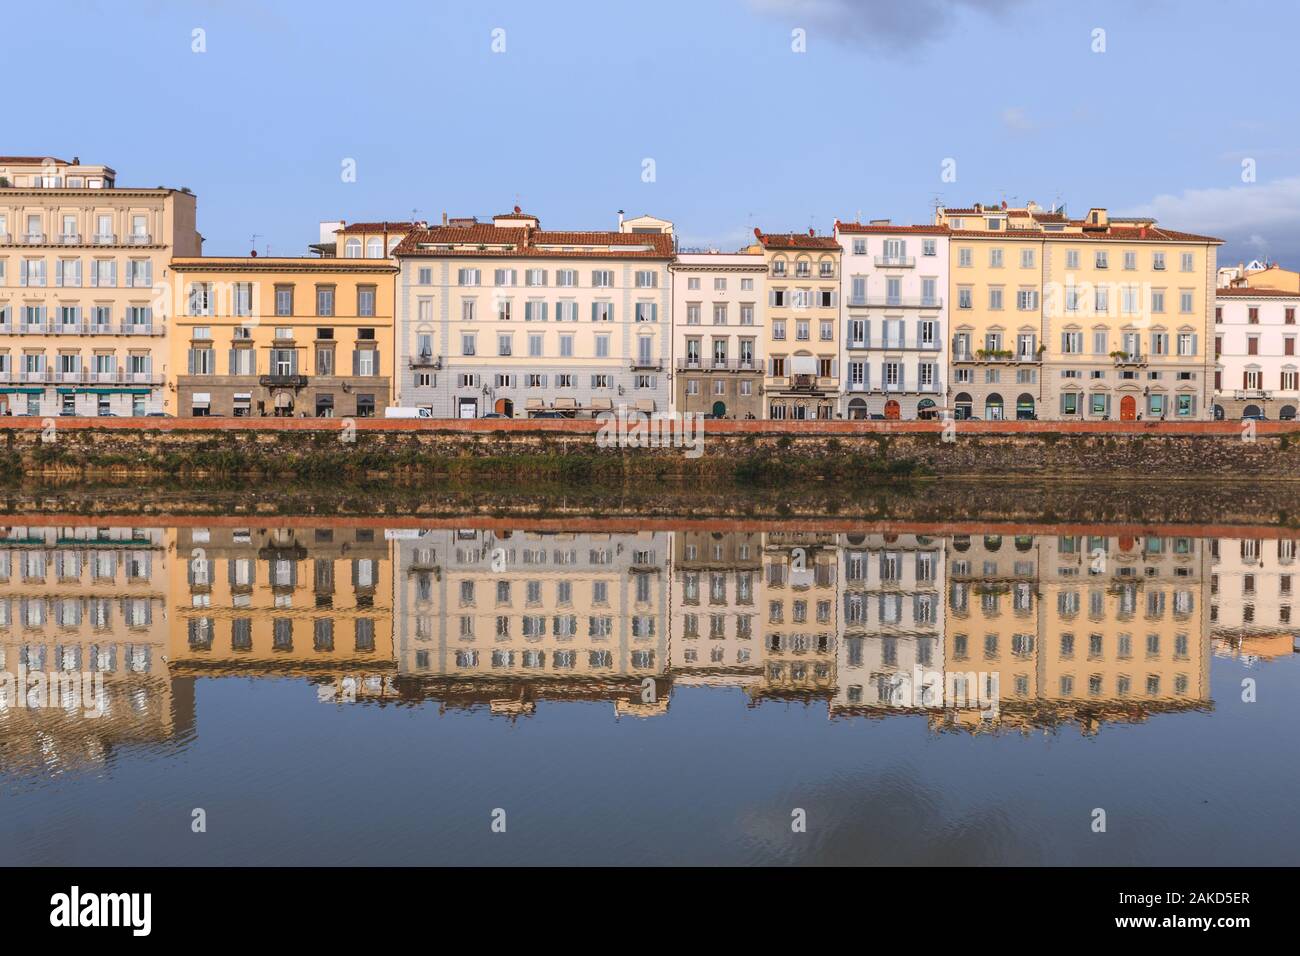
[5, 521, 1294, 760]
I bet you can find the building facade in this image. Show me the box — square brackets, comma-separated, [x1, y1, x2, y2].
[751, 230, 841, 420]
[1213, 287, 1300, 420]
[938, 201, 1220, 421]
[669, 252, 765, 419]
[0, 156, 200, 416]
[393, 209, 673, 419]
[169, 257, 395, 417]
[835, 221, 949, 419]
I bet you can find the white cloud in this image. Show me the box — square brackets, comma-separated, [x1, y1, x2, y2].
[750, 0, 1028, 52]
[1000, 107, 1034, 133]
[1125, 177, 1300, 265]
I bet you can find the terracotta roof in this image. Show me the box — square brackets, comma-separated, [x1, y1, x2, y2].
[394, 225, 673, 259]
[336, 220, 424, 234]
[940, 207, 981, 215]
[171, 256, 397, 274]
[835, 221, 949, 235]
[949, 225, 1222, 243]
[754, 229, 840, 250]
[1215, 287, 1300, 298]
[0, 155, 70, 165]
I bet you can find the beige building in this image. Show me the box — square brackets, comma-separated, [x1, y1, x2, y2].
[0, 156, 200, 416]
[751, 230, 841, 419]
[669, 252, 765, 419]
[671, 531, 763, 680]
[393, 209, 674, 419]
[754, 532, 838, 701]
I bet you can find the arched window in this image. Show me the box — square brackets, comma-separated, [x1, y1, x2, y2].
[344, 238, 361, 258]
[985, 393, 1005, 421]
[954, 392, 973, 420]
[366, 237, 383, 258]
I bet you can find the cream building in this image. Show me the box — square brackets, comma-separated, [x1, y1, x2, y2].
[1210, 535, 1299, 661]
[755, 532, 838, 700]
[669, 252, 765, 419]
[393, 209, 674, 418]
[1212, 286, 1300, 419]
[0, 156, 201, 416]
[752, 230, 841, 419]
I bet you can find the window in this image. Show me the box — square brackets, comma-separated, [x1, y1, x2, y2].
[458, 268, 481, 286]
[357, 285, 376, 317]
[344, 238, 361, 258]
[958, 248, 972, 267]
[316, 286, 335, 316]
[635, 270, 657, 288]
[592, 270, 613, 287]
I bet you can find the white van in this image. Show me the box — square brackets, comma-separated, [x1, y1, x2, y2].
[384, 406, 433, 419]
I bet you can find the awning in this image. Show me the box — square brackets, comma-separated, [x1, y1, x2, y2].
[0, 387, 45, 395]
[525, 398, 543, 409]
[590, 398, 613, 410]
[635, 399, 654, 412]
[554, 397, 576, 409]
[790, 355, 817, 375]
[233, 392, 252, 402]
[192, 392, 211, 407]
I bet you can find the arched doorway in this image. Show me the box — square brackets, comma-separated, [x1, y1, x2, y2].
[1120, 395, 1136, 421]
[1282, 405, 1297, 421]
[1244, 404, 1263, 418]
[711, 400, 726, 418]
[884, 399, 901, 420]
[848, 398, 867, 420]
[1213, 404, 1225, 421]
[985, 394, 1004, 421]
[917, 398, 937, 420]
[954, 393, 973, 420]
[495, 398, 514, 417]
[1016, 393, 1035, 420]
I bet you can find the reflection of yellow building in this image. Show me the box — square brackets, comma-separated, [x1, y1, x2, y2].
[393, 529, 670, 714]
[166, 526, 395, 701]
[0, 524, 187, 768]
[940, 531, 1212, 733]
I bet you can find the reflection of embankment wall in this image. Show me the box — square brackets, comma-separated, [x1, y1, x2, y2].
[7, 417, 1300, 483]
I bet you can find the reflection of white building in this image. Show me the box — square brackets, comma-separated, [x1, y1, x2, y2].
[835, 533, 945, 712]
[1210, 535, 1298, 640]
[393, 529, 670, 700]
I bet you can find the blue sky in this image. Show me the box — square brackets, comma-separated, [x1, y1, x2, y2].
[13, 0, 1300, 264]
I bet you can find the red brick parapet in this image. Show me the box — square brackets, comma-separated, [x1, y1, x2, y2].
[0, 415, 1290, 437]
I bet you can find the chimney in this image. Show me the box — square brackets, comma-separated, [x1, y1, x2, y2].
[808, 227, 815, 237]
[441, 211, 448, 226]
[514, 205, 521, 214]
[618, 209, 625, 229]
[250, 249, 258, 257]
[753, 227, 762, 239]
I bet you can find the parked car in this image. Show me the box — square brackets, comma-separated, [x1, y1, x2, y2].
[1242, 411, 1268, 422]
[480, 412, 508, 419]
[384, 406, 433, 419]
[530, 410, 568, 419]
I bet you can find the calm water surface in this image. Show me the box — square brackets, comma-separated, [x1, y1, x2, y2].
[1, 518, 1297, 865]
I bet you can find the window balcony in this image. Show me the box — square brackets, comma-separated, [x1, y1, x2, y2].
[259, 374, 308, 388]
[1112, 352, 1146, 366]
[1233, 389, 1273, 401]
[125, 233, 153, 246]
[58, 233, 81, 245]
[22, 232, 46, 244]
[874, 255, 915, 268]
[119, 323, 161, 335]
[409, 353, 441, 369]
[93, 233, 117, 245]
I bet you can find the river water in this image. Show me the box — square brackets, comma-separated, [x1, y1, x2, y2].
[1, 514, 1297, 864]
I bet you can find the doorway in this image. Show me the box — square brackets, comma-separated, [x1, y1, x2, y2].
[884, 399, 901, 420]
[1120, 395, 1136, 421]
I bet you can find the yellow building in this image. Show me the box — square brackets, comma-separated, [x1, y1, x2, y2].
[753, 531, 838, 701]
[938, 201, 1220, 420]
[0, 155, 201, 416]
[751, 230, 841, 419]
[168, 257, 396, 417]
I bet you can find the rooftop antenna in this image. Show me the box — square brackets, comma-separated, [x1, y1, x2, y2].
[249, 233, 261, 255]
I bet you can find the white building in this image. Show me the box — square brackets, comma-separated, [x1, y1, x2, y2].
[1213, 287, 1300, 419]
[834, 221, 949, 419]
